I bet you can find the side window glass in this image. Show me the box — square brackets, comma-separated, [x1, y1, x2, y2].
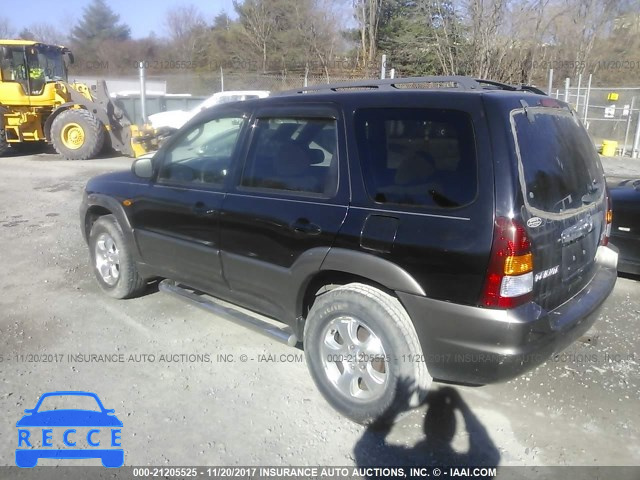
[355, 108, 477, 208]
[1, 49, 29, 93]
[240, 117, 338, 196]
[158, 116, 245, 186]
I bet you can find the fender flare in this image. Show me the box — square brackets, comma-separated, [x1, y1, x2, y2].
[44, 103, 85, 141]
[291, 248, 426, 338]
[320, 248, 426, 296]
[83, 193, 142, 262]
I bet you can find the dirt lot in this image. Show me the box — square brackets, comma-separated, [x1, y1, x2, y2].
[0, 150, 639, 474]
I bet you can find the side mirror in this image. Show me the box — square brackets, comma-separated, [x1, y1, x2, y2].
[132, 156, 154, 179]
[1, 46, 12, 60]
[67, 52, 75, 65]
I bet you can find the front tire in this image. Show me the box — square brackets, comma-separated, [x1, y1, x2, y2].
[304, 283, 432, 425]
[89, 215, 145, 299]
[51, 109, 105, 160]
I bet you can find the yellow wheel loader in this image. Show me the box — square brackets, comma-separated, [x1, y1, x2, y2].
[0, 40, 160, 160]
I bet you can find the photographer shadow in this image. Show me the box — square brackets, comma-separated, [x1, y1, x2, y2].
[353, 379, 500, 470]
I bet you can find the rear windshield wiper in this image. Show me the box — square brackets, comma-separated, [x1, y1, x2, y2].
[582, 181, 601, 204]
[586, 179, 600, 194]
[429, 189, 460, 208]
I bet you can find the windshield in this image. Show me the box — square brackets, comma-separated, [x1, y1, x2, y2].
[0, 45, 67, 95]
[512, 109, 605, 215]
[35, 47, 67, 82]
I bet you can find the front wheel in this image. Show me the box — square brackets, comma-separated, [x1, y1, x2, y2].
[89, 215, 145, 299]
[304, 283, 432, 425]
[51, 109, 105, 160]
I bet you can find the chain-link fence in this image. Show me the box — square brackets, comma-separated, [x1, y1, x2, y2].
[555, 82, 640, 157]
[150, 71, 379, 95]
[109, 70, 379, 124]
[104, 68, 640, 157]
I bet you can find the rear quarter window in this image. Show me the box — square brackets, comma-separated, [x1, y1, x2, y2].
[354, 108, 478, 209]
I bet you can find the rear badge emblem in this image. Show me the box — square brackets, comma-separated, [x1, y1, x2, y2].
[527, 217, 543, 228]
[535, 265, 560, 282]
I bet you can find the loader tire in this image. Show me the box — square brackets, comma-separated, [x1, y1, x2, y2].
[0, 129, 8, 156]
[51, 109, 105, 160]
[0, 107, 9, 156]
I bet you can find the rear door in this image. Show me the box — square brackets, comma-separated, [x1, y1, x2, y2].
[219, 104, 349, 322]
[510, 106, 608, 310]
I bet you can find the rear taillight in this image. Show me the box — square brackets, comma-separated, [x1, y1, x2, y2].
[601, 189, 613, 246]
[480, 217, 534, 309]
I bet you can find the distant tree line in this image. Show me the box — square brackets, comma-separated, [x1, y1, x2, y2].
[1, 0, 639, 86]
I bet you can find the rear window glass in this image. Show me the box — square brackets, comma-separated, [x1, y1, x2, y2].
[354, 108, 477, 208]
[512, 109, 605, 213]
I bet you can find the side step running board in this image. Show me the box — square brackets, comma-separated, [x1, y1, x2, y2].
[158, 279, 298, 347]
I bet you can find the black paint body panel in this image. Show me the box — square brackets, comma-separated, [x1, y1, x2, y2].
[80, 88, 617, 384]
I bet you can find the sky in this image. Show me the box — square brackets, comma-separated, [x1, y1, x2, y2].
[6, 0, 237, 39]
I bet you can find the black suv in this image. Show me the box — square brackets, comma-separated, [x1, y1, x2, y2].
[81, 76, 618, 424]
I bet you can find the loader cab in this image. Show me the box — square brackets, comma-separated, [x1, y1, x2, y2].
[0, 41, 71, 97]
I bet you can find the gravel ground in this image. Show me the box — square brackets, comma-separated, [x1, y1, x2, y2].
[0, 150, 638, 475]
[601, 155, 640, 183]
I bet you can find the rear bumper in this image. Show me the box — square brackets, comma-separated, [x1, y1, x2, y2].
[398, 245, 618, 385]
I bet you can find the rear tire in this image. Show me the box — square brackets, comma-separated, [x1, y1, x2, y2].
[0, 108, 8, 156]
[10, 141, 47, 154]
[89, 215, 145, 299]
[304, 283, 432, 425]
[51, 109, 105, 160]
[0, 129, 8, 156]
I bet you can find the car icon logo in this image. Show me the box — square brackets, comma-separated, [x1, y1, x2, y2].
[15, 391, 123, 468]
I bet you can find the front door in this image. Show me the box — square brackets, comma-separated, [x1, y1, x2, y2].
[130, 111, 248, 293]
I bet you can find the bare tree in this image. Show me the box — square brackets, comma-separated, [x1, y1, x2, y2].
[567, 0, 623, 75]
[0, 16, 14, 38]
[423, 0, 463, 75]
[293, 0, 345, 81]
[353, 0, 383, 68]
[367, 0, 383, 63]
[165, 4, 207, 61]
[234, 0, 280, 72]
[19, 23, 66, 45]
[354, 0, 368, 66]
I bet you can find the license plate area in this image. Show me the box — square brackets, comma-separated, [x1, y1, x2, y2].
[561, 234, 596, 282]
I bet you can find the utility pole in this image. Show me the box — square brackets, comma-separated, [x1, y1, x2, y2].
[138, 61, 147, 123]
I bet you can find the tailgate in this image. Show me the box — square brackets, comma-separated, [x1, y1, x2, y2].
[511, 107, 607, 310]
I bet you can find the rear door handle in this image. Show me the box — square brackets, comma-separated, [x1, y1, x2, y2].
[291, 218, 321, 236]
[193, 202, 217, 216]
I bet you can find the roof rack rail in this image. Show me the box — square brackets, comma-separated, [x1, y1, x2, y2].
[475, 79, 517, 91]
[278, 75, 482, 95]
[518, 85, 547, 95]
[276, 75, 548, 96]
[475, 79, 547, 95]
